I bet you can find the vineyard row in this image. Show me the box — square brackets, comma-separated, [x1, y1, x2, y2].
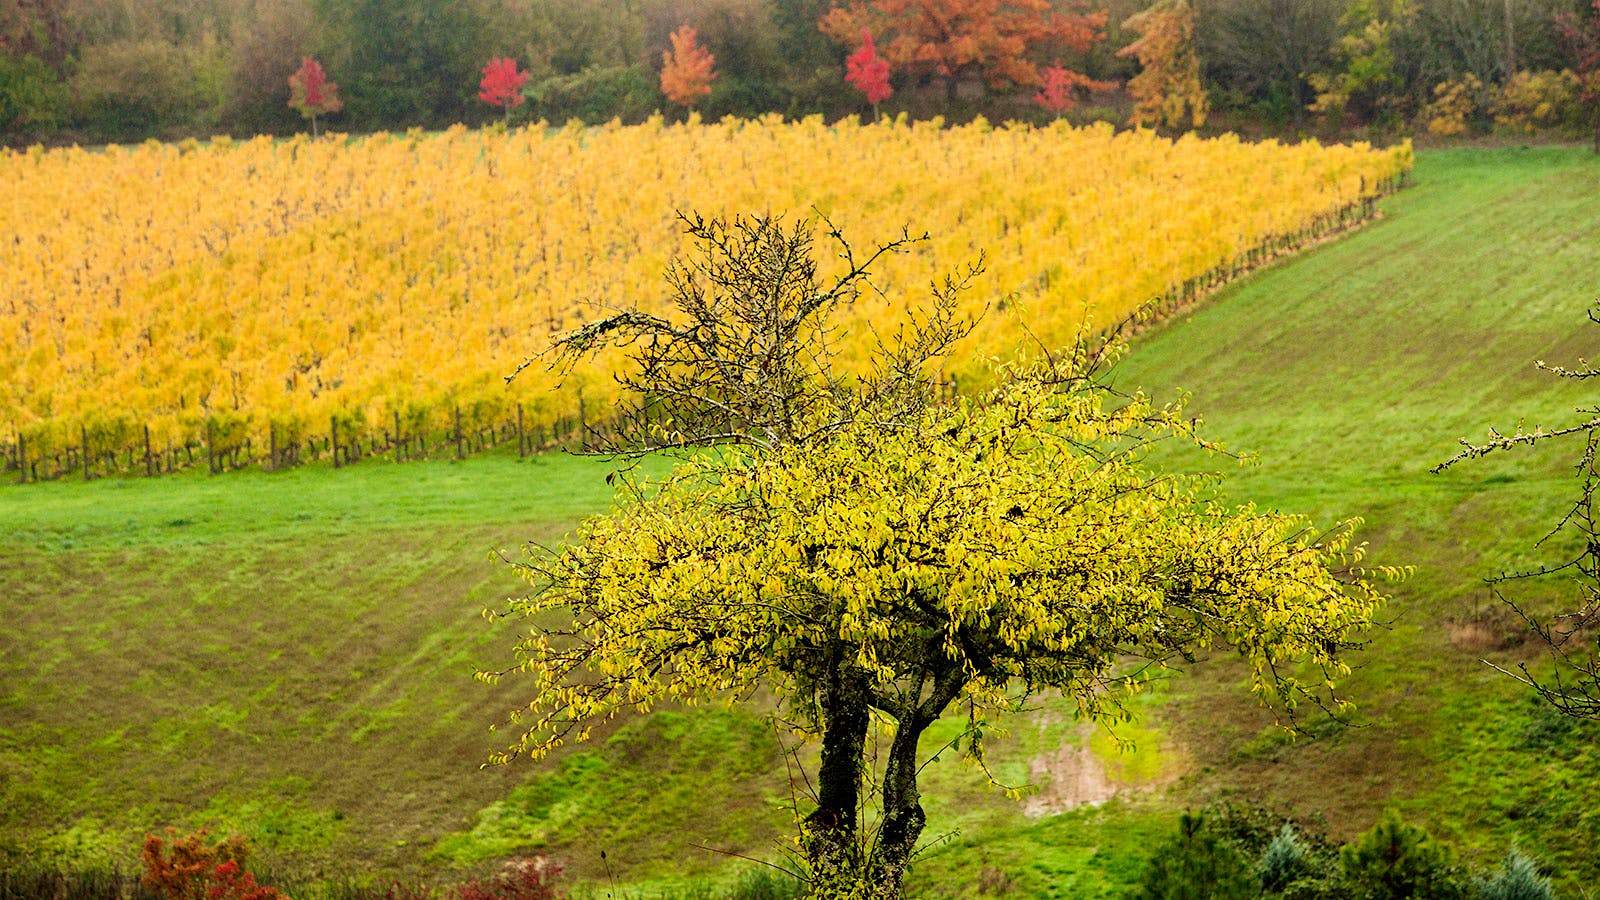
[1, 177, 1401, 486]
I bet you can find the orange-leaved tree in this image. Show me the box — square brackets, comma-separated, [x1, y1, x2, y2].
[1118, 0, 1207, 129]
[820, 0, 1107, 102]
[287, 56, 341, 137]
[660, 24, 716, 109]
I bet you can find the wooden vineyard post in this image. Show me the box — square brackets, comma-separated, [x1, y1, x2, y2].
[455, 406, 464, 460]
[517, 404, 527, 458]
[332, 416, 341, 469]
[206, 420, 217, 474]
[81, 423, 91, 481]
[144, 425, 154, 477]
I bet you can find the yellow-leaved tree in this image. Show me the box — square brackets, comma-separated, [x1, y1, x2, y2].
[487, 214, 1392, 899]
[1118, 0, 1208, 129]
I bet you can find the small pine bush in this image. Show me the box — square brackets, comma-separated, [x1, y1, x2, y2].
[1340, 811, 1468, 900]
[1136, 811, 1257, 900]
[1475, 849, 1553, 900]
[1258, 825, 1311, 893]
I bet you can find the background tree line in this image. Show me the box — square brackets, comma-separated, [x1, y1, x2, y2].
[0, 0, 1596, 145]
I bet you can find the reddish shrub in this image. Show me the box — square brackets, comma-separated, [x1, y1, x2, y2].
[141, 830, 287, 900]
[450, 858, 564, 900]
[207, 860, 290, 900]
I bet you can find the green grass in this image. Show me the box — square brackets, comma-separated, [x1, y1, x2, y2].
[0, 453, 637, 878]
[4, 145, 1600, 896]
[1106, 144, 1600, 889]
[0, 452, 629, 551]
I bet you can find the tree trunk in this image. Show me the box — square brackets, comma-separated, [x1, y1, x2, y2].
[868, 714, 930, 898]
[865, 661, 962, 899]
[803, 653, 871, 894]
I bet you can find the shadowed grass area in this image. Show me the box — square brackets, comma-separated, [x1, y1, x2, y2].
[4, 146, 1600, 896]
[0, 453, 645, 878]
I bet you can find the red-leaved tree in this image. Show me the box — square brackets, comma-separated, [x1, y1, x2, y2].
[479, 57, 529, 123]
[287, 56, 340, 137]
[846, 27, 893, 119]
[821, 0, 1108, 102]
[660, 25, 716, 109]
[1033, 61, 1109, 117]
[1557, 0, 1600, 153]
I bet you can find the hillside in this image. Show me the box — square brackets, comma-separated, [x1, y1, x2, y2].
[2, 146, 1599, 897]
[1102, 145, 1600, 887]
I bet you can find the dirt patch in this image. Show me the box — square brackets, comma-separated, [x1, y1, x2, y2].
[1446, 617, 1508, 652]
[1022, 734, 1118, 817]
[1021, 724, 1188, 818]
[1445, 608, 1540, 653]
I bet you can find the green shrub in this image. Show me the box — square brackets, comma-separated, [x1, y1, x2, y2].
[71, 39, 226, 141]
[0, 51, 67, 135]
[1339, 811, 1468, 900]
[726, 867, 802, 900]
[1474, 848, 1553, 900]
[1259, 825, 1311, 893]
[526, 66, 658, 126]
[1135, 811, 1257, 900]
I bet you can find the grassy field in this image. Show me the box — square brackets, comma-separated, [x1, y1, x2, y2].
[3, 145, 1600, 897]
[1107, 145, 1600, 886]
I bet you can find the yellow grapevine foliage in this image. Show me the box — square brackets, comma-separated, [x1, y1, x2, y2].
[489, 352, 1394, 764]
[0, 118, 1411, 457]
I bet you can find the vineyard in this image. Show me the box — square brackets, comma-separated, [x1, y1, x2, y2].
[0, 117, 1412, 481]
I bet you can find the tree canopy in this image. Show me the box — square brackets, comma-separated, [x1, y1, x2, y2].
[660, 24, 716, 107]
[1120, 0, 1208, 129]
[489, 213, 1390, 898]
[1556, 0, 1600, 153]
[819, 0, 1107, 100]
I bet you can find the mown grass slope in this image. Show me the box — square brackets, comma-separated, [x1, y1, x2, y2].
[1103, 145, 1600, 888]
[2, 146, 1599, 897]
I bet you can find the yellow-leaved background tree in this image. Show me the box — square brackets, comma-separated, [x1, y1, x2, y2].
[1119, 0, 1208, 129]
